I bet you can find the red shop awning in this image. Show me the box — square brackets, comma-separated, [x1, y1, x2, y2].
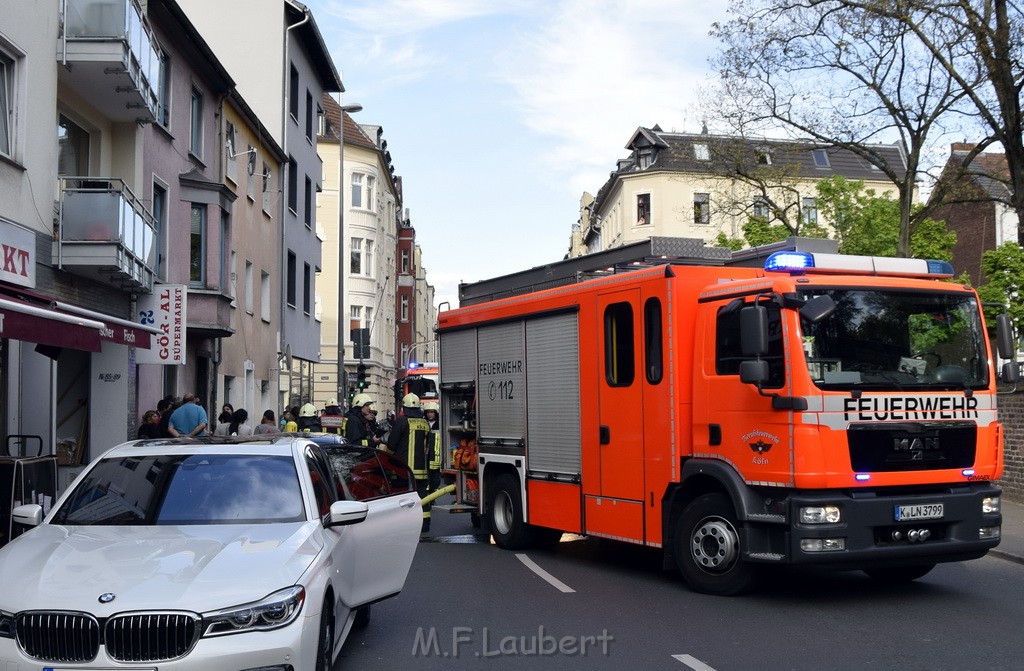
[53, 301, 158, 350]
[0, 296, 104, 352]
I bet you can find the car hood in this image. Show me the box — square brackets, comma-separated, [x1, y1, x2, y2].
[0, 523, 325, 614]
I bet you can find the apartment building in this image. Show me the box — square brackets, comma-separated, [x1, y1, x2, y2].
[571, 127, 905, 256]
[176, 0, 343, 410]
[1, 0, 165, 472]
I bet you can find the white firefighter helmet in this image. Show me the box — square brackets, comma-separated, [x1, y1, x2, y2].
[421, 399, 439, 412]
[326, 397, 339, 407]
[299, 402, 318, 417]
[352, 393, 375, 411]
[402, 392, 421, 408]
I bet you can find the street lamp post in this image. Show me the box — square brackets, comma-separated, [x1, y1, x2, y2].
[338, 102, 363, 405]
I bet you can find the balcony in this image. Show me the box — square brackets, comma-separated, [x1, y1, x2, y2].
[59, 0, 160, 122]
[54, 177, 157, 293]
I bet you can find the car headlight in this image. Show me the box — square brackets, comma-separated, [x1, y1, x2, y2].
[799, 505, 842, 524]
[0, 610, 14, 639]
[202, 586, 305, 637]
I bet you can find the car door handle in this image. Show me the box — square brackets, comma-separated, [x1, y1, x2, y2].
[399, 499, 418, 508]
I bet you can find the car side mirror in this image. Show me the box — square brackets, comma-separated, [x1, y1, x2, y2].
[325, 500, 369, 528]
[12, 504, 43, 527]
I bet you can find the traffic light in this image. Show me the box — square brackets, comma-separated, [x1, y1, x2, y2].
[357, 364, 368, 389]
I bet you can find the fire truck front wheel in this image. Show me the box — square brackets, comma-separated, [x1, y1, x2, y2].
[489, 473, 533, 549]
[675, 493, 760, 596]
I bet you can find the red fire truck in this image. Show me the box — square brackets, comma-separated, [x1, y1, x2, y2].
[435, 237, 1016, 594]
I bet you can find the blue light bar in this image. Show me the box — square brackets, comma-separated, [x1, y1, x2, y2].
[927, 260, 956, 276]
[765, 251, 815, 273]
[855, 473, 871, 482]
[962, 468, 975, 477]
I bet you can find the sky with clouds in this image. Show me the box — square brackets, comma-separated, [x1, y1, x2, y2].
[307, 0, 729, 307]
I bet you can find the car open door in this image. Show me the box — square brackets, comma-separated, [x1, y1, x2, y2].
[326, 448, 421, 607]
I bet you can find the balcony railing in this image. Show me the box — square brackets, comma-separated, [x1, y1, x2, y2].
[59, 0, 160, 122]
[54, 176, 157, 293]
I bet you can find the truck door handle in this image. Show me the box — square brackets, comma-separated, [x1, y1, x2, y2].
[599, 426, 610, 445]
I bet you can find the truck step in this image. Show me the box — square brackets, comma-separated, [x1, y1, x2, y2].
[434, 504, 478, 514]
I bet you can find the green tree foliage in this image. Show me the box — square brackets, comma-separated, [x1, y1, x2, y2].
[815, 176, 955, 260]
[714, 232, 745, 251]
[978, 242, 1024, 330]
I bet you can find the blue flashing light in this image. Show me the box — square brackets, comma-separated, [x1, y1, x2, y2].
[408, 361, 419, 369]
[962, 468, 975, 477]
[855, 473, 871, 482]
[926, 260, 955, 276]
[765, 251, 815, 273]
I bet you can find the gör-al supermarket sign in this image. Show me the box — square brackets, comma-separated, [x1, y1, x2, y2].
[136, 285, 186, 365]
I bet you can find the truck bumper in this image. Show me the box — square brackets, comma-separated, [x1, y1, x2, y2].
[744, 484, 1002, 569]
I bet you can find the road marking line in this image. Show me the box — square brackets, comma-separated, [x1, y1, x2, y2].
[673, 654, 718, 671]
[515, 553, 576, 593]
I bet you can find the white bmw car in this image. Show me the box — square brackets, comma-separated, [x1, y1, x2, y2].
[0, 435, 422, 670]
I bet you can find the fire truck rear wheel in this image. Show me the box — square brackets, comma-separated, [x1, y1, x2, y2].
[489, 473, 533, 549]
[675, 493, 759, 596]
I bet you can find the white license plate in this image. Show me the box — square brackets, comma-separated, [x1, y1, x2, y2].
[894, 503, 944, 521]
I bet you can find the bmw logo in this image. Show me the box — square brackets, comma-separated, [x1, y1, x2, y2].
[98, 593, 116, 604]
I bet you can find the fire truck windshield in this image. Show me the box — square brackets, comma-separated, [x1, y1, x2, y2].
[798, 288, 989, 391]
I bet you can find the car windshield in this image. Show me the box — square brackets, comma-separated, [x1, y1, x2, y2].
[800, 288, 989, 391]
[51, 453, 306, 525]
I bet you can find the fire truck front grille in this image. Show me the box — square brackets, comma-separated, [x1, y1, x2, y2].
[14, 610, 200, 663]
[848, 422, 976, 472]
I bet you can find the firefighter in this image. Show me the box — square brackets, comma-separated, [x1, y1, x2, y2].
[388, 393, 432, 532]
[345, 393, 383, 447]
[422, 399, 442, 496]
[321, 397, 345, 434]
[296, 402, 322, 432]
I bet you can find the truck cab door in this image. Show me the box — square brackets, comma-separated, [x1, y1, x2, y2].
[596, 290, 645, 501]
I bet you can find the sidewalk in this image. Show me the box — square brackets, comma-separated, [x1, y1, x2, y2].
[993, 496, 1024, 565]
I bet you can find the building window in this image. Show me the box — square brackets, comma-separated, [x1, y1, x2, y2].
[152, 182, 167, 279]
[693, 193, 710, 225]
[245, 261, 254, 313]
[261, 271, 271, 322]
[157, 49, 170, 128]
[287, 157, 298, 212]
[286, 251, 297, 306]
[189, 87, 203, 157]
[812, 148, 830, 167]
[350, 238, 362, 275]
[57, 114, 90, 176]
[756, 148, 772, 165]
[262, 162, 272, 213]
[1, 43, 21, 158]
[246, 146, 257, 200]
[401, 249, 410, 273]
[303, 262, 311, 315]
[226, 122, 238, 182]
[289, 64, 299, 120]
[190, 204, 206, 286]
[305, 90, 313, 142]
[802, 197, 818, 225]
[221, 212, 230, 291]
[364, 239, 374, 277]
[637, 147, 653, 169]
[694, 143, 710, 161]
[636, 193, 651, 225]
[351, 173, 363, 208]
[304, 176, 312, 227]
[401, 295, 409, 322]
[752, 198, 769, 220]
[366, 175, 376, 212]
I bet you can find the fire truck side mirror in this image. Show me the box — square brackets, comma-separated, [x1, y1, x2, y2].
[740, 304, 768, 356]
[996, 313, 1015, 360]
[739, 360, 769, 385]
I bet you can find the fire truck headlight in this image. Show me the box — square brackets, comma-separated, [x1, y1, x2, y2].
[799, 505, 842, 524]
[982, 496, 1001, 514]
[800, 538, 846, 552]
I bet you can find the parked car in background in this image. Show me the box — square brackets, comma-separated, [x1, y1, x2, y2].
[0, 435, 422, 669]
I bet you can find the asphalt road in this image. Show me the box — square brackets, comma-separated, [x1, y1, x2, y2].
[336, 500, 1024, 671]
